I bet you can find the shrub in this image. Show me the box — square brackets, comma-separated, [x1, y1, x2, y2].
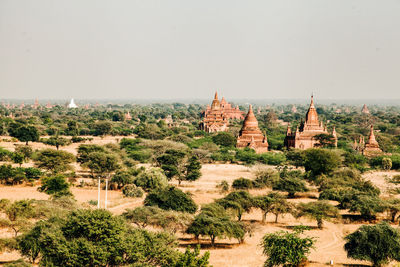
[261, 229, 315, 267]
[253, 168, 279, 188]
[144, 186, 198, 214]
[133, 168, 168, 192]
[345, 223, 400, 267]
[211, 132, 236, 147]
[259, 152, 286, 165]
[232, 178, 253, 190]
[122, 184, 144, 198]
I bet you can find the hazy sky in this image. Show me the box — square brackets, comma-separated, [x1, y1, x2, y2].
[1, 0, 400, 100]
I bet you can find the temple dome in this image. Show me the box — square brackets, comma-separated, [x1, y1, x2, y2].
[243, 105, 258, 128]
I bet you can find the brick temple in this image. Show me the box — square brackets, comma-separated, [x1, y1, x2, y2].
[285, 96, 337, 149]
[200, 92, 244, 133]
[236, 105, 268, 153]
[354, 125, 382, 156]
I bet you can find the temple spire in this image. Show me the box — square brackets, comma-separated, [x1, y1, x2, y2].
[214, 91, 218, 100]
[368, 125, 378, 145]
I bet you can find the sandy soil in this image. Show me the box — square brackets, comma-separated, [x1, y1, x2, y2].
[0, 137, 398, 266]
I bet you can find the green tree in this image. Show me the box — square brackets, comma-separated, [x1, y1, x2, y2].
[174, 245, 210, 267]
[144, 186, 198, 214]
[84, 151, 119, 179]
[185, 155, 202, 182]
[92, 121, 113, 136]
[313, 133, 336, 148]
[295, 201, 340, 229]
[261, 229, 315, 267]
[217, 190, 254, 221]
[9, 125, 39, 145]
[303, 149, 341, 176]
[38, 175, 72, 198]
[254, 192, 285, 223]
[212, 132, 236, 147]
[273, 176, 308, 198]
[41, 135, 71, 150]
[382, 157, 392, 170]
[344, 223, 400, 267]
[0, 199, 35, 237]
[34, 149, 75, 174]
[11, 152, 24, 166]
[133, 167, 168, 192]
[111, 170, 134, 189]
[18, 209, 193, 266]
[187, 203, 244, 246]
[76, 144, 106, 164]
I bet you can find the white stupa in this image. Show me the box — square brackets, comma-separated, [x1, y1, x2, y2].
[68, 98, 78, 108]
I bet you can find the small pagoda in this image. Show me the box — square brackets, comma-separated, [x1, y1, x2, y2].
[363, 125, 382, 156]
[236, 105, 268, 153]
[361, 104, 370, 114]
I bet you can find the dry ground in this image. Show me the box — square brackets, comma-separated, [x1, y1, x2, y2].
[1, 138, 400, 266]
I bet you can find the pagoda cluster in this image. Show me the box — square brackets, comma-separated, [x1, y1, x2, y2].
[200, 92, 382, 155]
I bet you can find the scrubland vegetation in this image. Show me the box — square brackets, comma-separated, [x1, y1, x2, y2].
[1, 102, 400, 266]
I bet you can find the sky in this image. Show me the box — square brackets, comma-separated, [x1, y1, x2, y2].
[0, 0, 400, 101]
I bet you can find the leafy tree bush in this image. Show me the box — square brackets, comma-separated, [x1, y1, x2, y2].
[303, 149, 341, 176]
[216, 180, 230, 193]
[111, 170, 134, 188]
[144, 186, 198, 214]
[232, 177, 253, 190]
[40, 136, 71, 150]
[0, 199, 36, 237]
[382, 157, 392, 170]
[123, 206, 193, 233]
[295, 201, 340, 229]
[14, 145, 33, 161]
[83, 151, 119, 179]
[18, 209, 202, 266]
[9, 125, 39, 145]
[273, 176, 308, 198]
[38, 175, 72, 198]
[259, 152, 286, 166]
[253, 168, 279, 188]
[261, 229, 315, 267]
[185, 155, 202, 182]
[76, 144, 106, 164]
[134, 167, 168, 191]
[0, 147, 12, 161]
[212, 132, 236, 147]
[344, 223, 400, 267]
[217, 190, 254, 221]
[187, 203, 244, 246]
[34, 149, 75, 174]
[235, 148, 259, 164]
[122, 184, 144, 198]
[253, 192, 286, 223]
[92, 121, 113, 136]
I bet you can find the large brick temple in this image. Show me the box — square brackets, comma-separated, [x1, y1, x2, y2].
[236, 105, 268, 153]
[200, 92, 244, 133]
[284, 96, 337, 149]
